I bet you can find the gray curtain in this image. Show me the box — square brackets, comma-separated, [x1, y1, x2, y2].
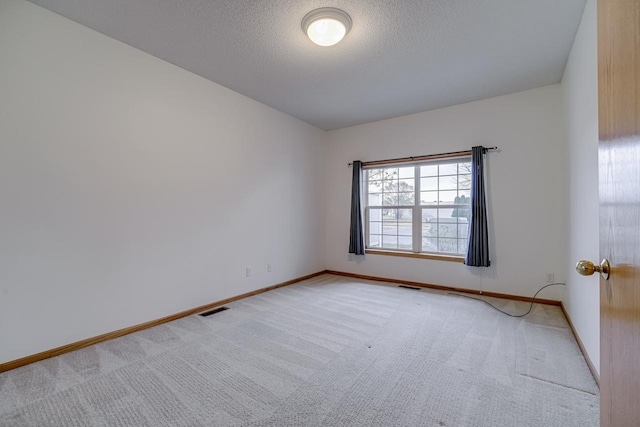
[349, 160, 365, 255]
[465, 146, 490, 267]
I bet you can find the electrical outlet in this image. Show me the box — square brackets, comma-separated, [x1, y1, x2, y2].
[545, 273, 555, 283]
[246, 267, 251, 277]
[267, 264, 272, 272]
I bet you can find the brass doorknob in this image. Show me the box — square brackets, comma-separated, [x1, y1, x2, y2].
[576, 259, 610, 280]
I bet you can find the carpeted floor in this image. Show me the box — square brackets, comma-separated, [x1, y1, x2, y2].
[0, 274, 599, 426]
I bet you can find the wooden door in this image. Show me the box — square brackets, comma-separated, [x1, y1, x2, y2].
[598, 0, 640, 426]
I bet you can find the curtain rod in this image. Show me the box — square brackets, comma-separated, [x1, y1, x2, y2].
[347, 146, 498, 167]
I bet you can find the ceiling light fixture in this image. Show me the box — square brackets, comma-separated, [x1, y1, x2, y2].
[302, 7, 352, 47]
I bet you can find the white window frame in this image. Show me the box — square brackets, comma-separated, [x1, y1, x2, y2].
[364, 156, 472, 259]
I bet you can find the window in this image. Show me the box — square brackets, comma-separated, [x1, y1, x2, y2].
[365, 157, 471, 257]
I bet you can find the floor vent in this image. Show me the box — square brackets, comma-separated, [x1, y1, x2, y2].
[199, 306, 229, 317]
[398, 285, 421, 290]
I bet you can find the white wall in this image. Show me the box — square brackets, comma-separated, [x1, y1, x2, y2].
[561, 0, 599, 374]
[325, 85, 567, 300]
[0, 0, 326, 364]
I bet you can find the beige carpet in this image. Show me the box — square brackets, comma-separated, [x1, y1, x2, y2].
[0, 274, 599, 426]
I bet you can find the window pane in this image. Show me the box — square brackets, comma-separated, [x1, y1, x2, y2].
[439, 163, 457, 175]
[383, 209, 412, 237]
[438, 190, 458, 204]
[438, 238, 458, 253]
[457, 238, 468, 254]
[382, 209, 397, 222]
[459, 174, 472, 190]
[398, 222, 412, 236]
[421, 177, 438, 191]
[399, 178, 415, 191]
[439, 175, 458, 191]
[458, 223, 469, 237]
[383, 225, 397, 236]
[437, 208, 455, 223]
[399, 167, 414, 179]
[458, 162, 472, 174]
[383, 235, 398, 249]
[370, 209, 382, 222]
[369, 193, 382, 205]
[369, 235, 381, 248]
[398, 209, 412, 222]
[399, 236, 412, 249]
[420, 164, 438, 177]
[422, 208, 437, 223]
[452, 203, 470, 223]
[458, 189, 471, 199]
[421, 191, 438, 205]
[369, 180, 383, 192]
[369, 221, 382, 235]
[382, 193, 399, 206]
[422, 237, 438, 252]
[438, 223, 457, 238]
[383, 168, 398, 182]
[368, 169, 384, 181]
[422, 221, 437, 237]
[398, 192, 414, 205]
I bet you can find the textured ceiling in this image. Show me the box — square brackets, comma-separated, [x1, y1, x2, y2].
[28, 0, 587, 130]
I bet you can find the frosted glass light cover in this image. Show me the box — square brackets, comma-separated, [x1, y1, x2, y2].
[307, 18, 346, 46]
[302, 8, 352, 47]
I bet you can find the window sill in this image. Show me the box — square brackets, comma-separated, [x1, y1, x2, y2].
[365, 249, 465, 263]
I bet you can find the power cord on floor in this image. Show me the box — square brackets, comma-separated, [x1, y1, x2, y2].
[446, 283, 566, 317]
